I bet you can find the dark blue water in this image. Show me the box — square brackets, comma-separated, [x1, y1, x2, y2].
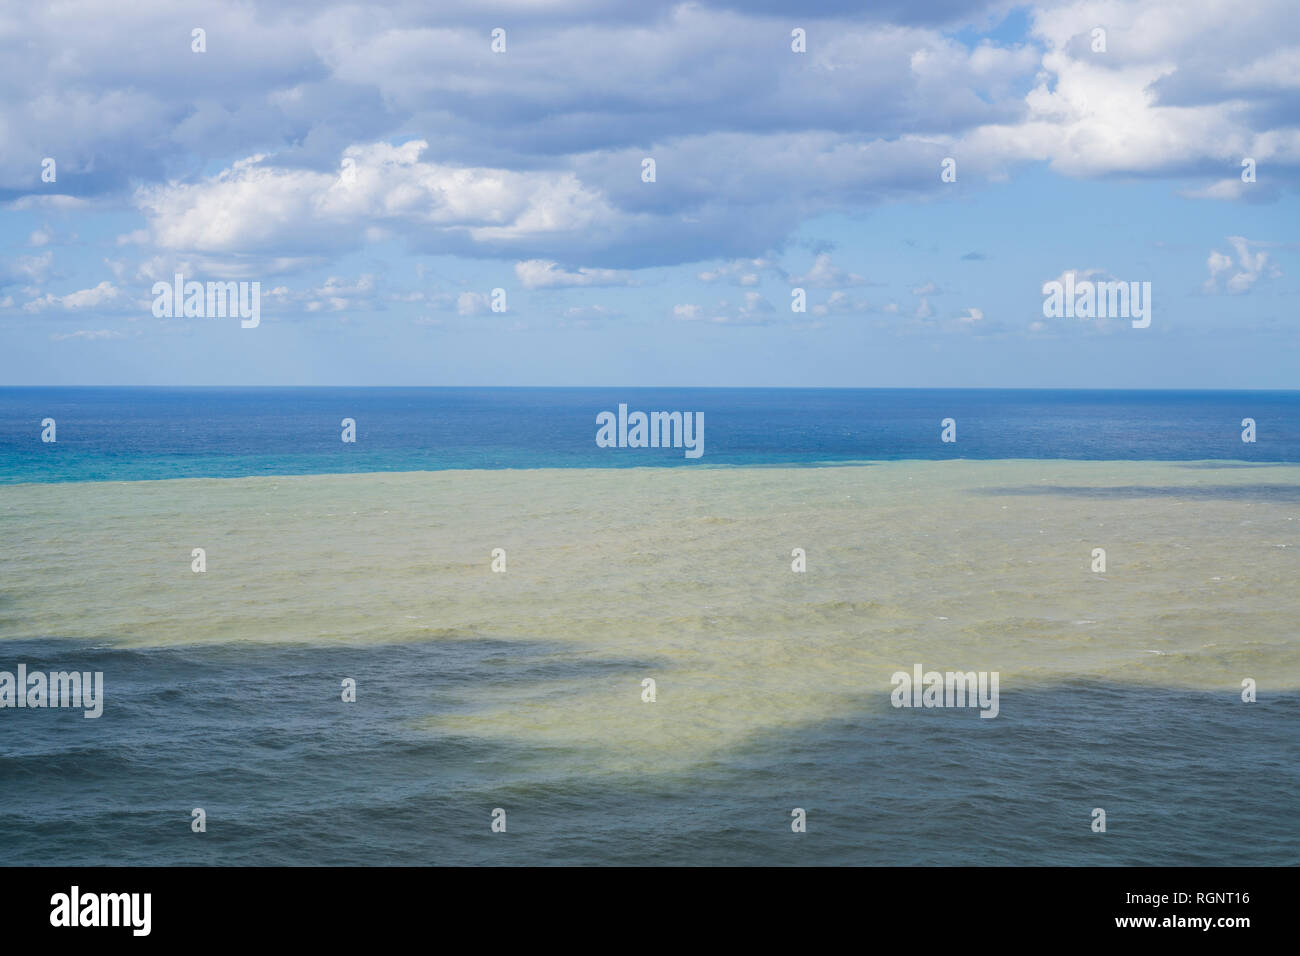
[2, 387, 1297, 484]
[1, 639, 1295, 866]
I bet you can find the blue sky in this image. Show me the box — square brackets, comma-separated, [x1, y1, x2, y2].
[1, 0, 1296, 386]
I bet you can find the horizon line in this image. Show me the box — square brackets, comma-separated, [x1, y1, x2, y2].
[1, 385, 1297, 392]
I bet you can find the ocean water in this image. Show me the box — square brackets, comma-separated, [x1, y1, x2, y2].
[1, 390, 1298, 865]
[2, 387, 1298, 484]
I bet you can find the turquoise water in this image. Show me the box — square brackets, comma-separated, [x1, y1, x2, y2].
[2, 387, 1298, 484]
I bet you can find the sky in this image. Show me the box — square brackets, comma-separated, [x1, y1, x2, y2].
[0, 0, 1297, 388]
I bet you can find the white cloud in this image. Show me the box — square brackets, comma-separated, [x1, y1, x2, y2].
[673, 292, 776, 325]
[263, 274, 382, 314]
[1041, 268, 1108, 293]
[960, 1, 1300, 180]
[514, 259, 638, 289]
[6, 252, 54, 285]
[1202, 236, 1282, 293]
[1181, 179, 1249, 201]
[23, 281, 120, 312]
[0, 0, 1297, 283]
[135, 142, 619, 259]
[791, 253, 866, 289]
[812, 290, 872, 316]
[697, 257, 783, 286]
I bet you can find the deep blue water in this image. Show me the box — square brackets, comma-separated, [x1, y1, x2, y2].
[1, 387, 1297, 484]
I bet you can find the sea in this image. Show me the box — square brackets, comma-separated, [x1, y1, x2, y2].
[0, 388, 1297, 865]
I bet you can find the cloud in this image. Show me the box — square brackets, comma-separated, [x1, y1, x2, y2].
[514, 259, 639, 289]
[1180, 176, 1281, 203]
[673, 292, 776, 325]
[790, 253, 867, 288]
[697, 257, 784, 286]
[1, 0, 1299, 291]
[811, 290, 872, 316]
[0, 3, 1051, 268]
[134, 142, 620, 262]
[23, 281, 121, 312]
[1, 251, 53, 287]
[1041, 267, 1109, 292]
[277, 274, 382, 314]
[456, 291, 492, 316]
[1202, 236, 1282, 293]
[1181, 178, 1249, 201]
[960, 1, 1300, 182]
